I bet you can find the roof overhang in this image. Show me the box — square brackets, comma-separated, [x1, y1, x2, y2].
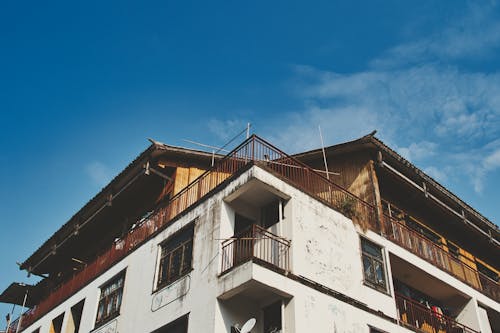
[20, 141, 223, 275]
[0, 283, 37, 307]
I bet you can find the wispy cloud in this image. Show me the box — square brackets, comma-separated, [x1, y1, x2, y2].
[283, 63, 500, 193]
[269, 2, 500, 194]
[289, 65, 500, 143]
[397, 141, 438, 162]
[85, 161, 112, 188]
[207, 118, 249, 142]
[371, 1, 500, 69]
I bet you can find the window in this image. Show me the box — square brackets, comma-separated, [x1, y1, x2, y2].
[361, 238, 387, 292]
[157, 224, 194, 289]
[69, 299, 85, 333]
[151, 314, 188, 333]
[50, 313, 64, 333]
[95, 271, 125, 327]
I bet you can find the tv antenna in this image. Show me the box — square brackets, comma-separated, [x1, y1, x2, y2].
[234, 318, 256, 333]
[184, 124, 251, 166]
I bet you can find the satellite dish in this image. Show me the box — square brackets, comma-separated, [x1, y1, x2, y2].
[240, 318, 256, 333]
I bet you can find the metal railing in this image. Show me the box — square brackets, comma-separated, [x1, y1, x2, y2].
[382, 214, 500, 302]
[395, 293, 479, 333]
[248, 137, 379, 231]
[221, 224, 290, 273]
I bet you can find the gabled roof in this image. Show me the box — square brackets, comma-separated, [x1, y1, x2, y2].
[295, 132, 500, 243]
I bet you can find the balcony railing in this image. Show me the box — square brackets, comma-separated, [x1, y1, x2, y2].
[395, 293, 479, 333]
[382, 214, 500, 302]
[220, 224, 290, 274]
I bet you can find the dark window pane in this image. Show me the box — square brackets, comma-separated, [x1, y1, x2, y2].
[361, 238, 387, 291]
[157, 224, 194, 289]
[374, 260, 385, 285]
[363, 256, 375, 281]
[95, 271, 126, 327]
[361, 239, 382, 259]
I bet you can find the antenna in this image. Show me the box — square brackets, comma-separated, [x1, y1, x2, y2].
[234, 318, 256, 333]
[184, 124, 251, 166]
[318, 125, 330, 180]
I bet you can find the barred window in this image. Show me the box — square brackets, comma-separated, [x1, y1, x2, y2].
[361, 238, 387, 292]
[95, 271, 125, 327]
[157, 224, 194, 289]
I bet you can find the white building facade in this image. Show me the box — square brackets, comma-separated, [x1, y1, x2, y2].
[2, 135, 499, 333]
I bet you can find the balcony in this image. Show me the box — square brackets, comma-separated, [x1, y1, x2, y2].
[221, 224, 290, 274]
[395, 294, 478, 333]
[382, 214, 500, 302]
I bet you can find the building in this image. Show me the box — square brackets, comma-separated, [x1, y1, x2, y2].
[1, 133, 499, 333]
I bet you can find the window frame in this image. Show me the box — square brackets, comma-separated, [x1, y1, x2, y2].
[155, 223, 195, 292]
[95, 270, 126, 328]
[360, 237, 388, 293]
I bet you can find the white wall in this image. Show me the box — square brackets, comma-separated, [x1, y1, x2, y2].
[19, 166, 497, 333]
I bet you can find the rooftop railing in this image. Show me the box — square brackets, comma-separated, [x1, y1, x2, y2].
[220, 224, 290, 274]
[395, 293, 479, 333]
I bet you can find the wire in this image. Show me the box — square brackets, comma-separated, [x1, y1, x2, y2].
[214, 126, 250, 156]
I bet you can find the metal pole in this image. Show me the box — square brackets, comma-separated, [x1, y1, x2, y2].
[246, 123, 251, 139]
[5, 309, 13, 333]
[318, 125, 330, 180]
[15, 290, 28, 333]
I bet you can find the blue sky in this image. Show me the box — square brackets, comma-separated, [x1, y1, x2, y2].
[1, 0, 500, 327]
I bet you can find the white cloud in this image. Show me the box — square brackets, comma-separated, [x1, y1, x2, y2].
[85, 161, 112, 188]
[423, 166, 448, 183]
[278, 60, 500, 194]
[266, 105, 379, 153]
[207, 118, 249, 142]
[483, 149, 500, 170]
[294, 65, 500, 147]
[371, 1, 500, 68]
[397, 141, 438, 162]
[470, 147, 500, 192]
[254, 2, 500, 196]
